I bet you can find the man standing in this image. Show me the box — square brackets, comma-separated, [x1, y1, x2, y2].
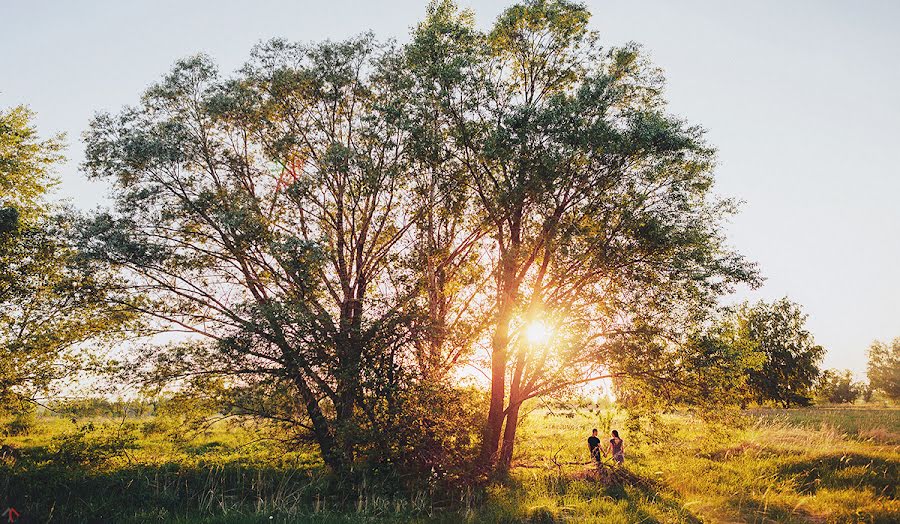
[587, 428, 602, 463]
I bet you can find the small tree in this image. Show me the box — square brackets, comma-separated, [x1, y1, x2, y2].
[867, 338, 900, 401]
[735, 298, 825, 407]
[815, 369, 861, 404]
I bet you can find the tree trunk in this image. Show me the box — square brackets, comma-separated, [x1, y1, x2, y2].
[337, 343, 360, 455]
[479, 211, 524, 472]
[478, 314, 509, 467]
[292, 374, 344, 472]
[497, 401, 521, 475]
[335, 293, 364, 466]
[478, 257, 518, 468]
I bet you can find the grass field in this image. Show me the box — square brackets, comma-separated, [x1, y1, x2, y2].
[1, 405, 897, 523]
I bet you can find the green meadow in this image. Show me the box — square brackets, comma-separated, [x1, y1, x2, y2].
[2, 405, 897, 523]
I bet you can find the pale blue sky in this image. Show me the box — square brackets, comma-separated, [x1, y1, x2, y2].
[2, 1, 897, 375]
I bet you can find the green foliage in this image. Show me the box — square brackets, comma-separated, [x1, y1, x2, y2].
[79, 33, 444, 474]
[4, 408, 36, 436]
[735, 298, 825, 407]
[403, 0, 758, 473]
[49, 423, 139, 468]
[614, 312, 764, 418]
[0, 105, 63, 220]
[867, 337, 900, 401]
[50, 397, 156, 418]
[0, 105, 136, 412]
[358, 383, 486, 484]
[815, 369, 862, 404]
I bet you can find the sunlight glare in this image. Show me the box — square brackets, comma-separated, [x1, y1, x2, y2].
[524, 319, 551, 345]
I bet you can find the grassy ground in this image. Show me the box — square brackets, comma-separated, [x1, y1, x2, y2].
[509, 405, 898, 523]
[1, 405, 897, 523]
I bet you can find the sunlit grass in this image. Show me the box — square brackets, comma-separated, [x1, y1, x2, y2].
[1, 405, 897, 522]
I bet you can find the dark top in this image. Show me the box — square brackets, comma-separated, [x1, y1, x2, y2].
[610, 437, 623, 455]
[587, 436, 601, 453]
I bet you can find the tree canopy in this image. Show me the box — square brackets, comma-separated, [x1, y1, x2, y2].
[728, 298, 825, 407]
[404, 0, 758, 471]
[80, 0, 760, 477]
[815, 369, 861, 404]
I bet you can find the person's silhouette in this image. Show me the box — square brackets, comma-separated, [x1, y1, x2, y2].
[587, 428, 602, 463]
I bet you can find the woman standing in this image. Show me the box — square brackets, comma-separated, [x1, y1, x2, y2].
[608, 430, 625, 464]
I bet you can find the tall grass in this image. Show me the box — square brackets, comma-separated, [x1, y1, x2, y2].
[1, 406, 897, 522]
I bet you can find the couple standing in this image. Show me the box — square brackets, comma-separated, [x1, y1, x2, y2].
[587, 428, 624, 465]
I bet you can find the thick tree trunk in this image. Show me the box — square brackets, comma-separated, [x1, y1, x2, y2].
[292, 374, 344, 472]
[335, 292, 364, 466]
[327, 325, 363, 473]
[479, 212, 524, 472]
[479, 315, 509, 467]
[478, 256, 518, 468]
[497, 401, 521, 475]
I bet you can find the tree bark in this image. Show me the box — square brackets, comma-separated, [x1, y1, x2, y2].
[497, 401, 521, 475]
[478, 250, 518, 468]
[335, 290, 364, 465]
[292, 374, 344, 472]
[478, 306, 510, 467]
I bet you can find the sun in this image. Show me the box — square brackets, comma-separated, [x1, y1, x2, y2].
[524, 319, 551, 345]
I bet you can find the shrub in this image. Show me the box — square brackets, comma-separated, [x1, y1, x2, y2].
[4, 409, 36, 436]
[50, 423, 138, 468]
[354, 382, 486, 485]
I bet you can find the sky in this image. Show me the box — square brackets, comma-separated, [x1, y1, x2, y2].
[1, 0, 897, 375]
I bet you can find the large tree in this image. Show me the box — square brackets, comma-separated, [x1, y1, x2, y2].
[0, 106, 132, 411]
[82, 0, 760, 478]
[402, 0, 758, 473]
[81, 39, 447, 472]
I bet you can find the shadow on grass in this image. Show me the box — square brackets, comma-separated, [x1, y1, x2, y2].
[778, 452, 897, 499]
[0, 460, 460, 523]
[19, 452, 893, 523]
[486, 466, 703, 523]
[714, 452, 899, 524]
[700, 441, 804, 462]
[737, 495, 898, 524]
[0, 463, 300, 523]
[601, 467, 703, 524]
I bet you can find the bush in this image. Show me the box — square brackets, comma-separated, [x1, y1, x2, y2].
[4, 409, 36, 436]
[50, 397, 157, 418]
[354, 382, 486, 485]
[528, 505, 559, 523]
[50, 423, 139, 468]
